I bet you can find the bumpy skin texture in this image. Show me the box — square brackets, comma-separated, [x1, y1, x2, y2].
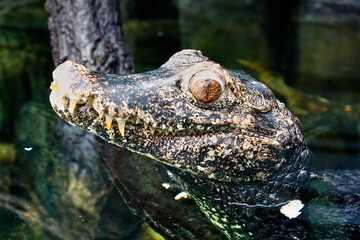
[49, 50, 313, 239]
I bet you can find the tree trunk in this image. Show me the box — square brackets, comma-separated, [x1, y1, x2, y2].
[46, 0, 134, 74]
[46, 0, 141, 239]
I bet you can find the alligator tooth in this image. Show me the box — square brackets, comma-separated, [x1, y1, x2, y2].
[158, 130, 162, 134]
[56, 98, 66, 111]
[144, 123, 149, 130]
[174, 191, 190, 200]
[150, 128, 155, 135]
[69, 99, 77, 113]
[105, 115, 113, 130]
[117, 118, 126, 136]
[165, 132, 169, 136]
[172, 132, 176, 136]
[131, 116, 137, 124]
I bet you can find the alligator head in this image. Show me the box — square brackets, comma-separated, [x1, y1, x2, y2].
[50, 50, 313, 239]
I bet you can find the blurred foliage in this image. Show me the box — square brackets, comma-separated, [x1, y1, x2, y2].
[0, 0, 54, 237]
[0, 0, 53, 141]
[123, 20, 180, 72]
[0, 143, 16, 163]
[0, 208, 23, 240]
[0, 0, 48, 30]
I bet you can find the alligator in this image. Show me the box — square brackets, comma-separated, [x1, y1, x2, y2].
[49, 49, 359, 239]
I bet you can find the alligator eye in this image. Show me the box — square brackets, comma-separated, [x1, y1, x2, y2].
[190, 70, 225, 103]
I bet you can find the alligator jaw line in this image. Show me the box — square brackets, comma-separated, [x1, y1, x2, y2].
[49, 79, 256, 138]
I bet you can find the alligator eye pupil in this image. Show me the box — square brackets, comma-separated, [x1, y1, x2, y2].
[192, 78, 222, 103]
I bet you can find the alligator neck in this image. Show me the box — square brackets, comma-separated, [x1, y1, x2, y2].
[171, 146, 313, 239]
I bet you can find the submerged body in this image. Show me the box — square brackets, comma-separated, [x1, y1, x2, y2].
[49, 50, 356, 239]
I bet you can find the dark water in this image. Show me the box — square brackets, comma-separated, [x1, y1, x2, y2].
[0, 0, 359, 239]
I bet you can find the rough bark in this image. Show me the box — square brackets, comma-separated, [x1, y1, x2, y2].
[46, 0, 134, 74]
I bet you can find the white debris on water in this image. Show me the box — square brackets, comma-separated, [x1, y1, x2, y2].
[280, 199, 304, 219]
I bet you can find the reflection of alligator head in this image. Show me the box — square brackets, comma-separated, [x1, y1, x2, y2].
[50, 50, 313, 239]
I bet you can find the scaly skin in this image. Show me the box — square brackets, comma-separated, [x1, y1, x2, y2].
[49, 50, 313, 239]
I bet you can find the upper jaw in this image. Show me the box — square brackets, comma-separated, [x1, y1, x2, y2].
[49, 60, 279, 140]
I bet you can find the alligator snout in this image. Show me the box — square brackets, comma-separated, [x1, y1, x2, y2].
[50, 61, 141, 134]
[50, 61, 95, 112]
